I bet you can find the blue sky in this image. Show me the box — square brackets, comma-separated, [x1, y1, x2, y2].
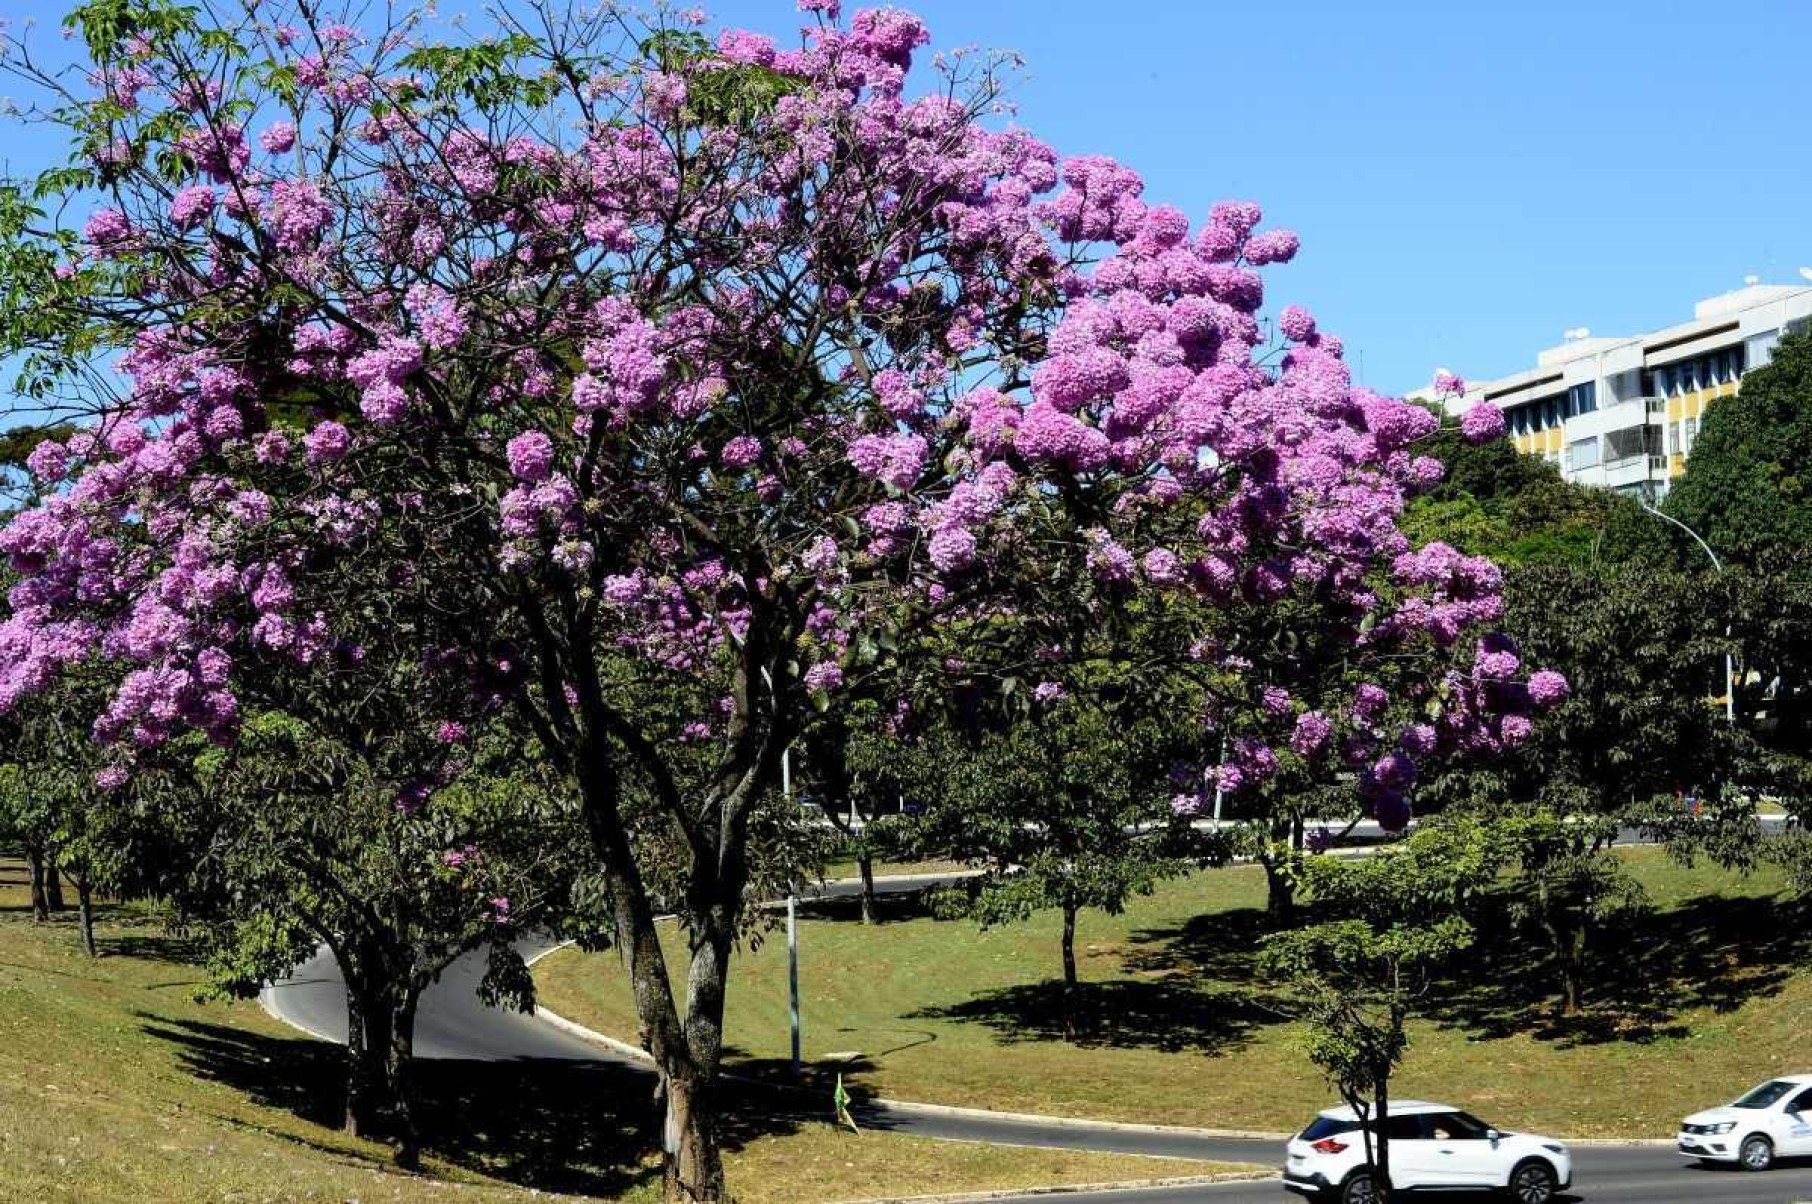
[6, 0, 1810, 395]
[721, 0, 1812, 393]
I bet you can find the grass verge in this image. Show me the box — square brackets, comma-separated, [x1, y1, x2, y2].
[536, 847, 1812, 1138]
[0, 859, 1247, 1201]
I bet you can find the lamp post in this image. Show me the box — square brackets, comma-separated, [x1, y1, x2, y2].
[782, 746, 801, 1072]
[1641, 501, 1737, 724]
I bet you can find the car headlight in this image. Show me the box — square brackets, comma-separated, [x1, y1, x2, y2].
[1541, 1143, 1568, 1154]
[1706, 1122, 1736, 1135]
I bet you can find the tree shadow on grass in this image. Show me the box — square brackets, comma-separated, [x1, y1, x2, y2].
[1122, 905, 1277, 985]
[910, 978, 1281, 1055]
[1115, 890, 1812, 1052]
[1422, 892, 1812, 1047]
[99, 930, 205, 964]
[901, 904, 1294, 1056]
[143, 1016, 814, 1197]
[792, 890, 938, 925]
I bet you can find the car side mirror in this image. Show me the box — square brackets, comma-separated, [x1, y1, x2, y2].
[1487, 1129, 1500, 1143]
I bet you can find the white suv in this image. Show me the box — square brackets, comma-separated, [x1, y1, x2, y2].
[1283, 1100, 1572, 1203]
[1677, 1074, 1812, 1170]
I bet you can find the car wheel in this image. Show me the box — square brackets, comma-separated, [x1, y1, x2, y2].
[1507, 1158, 1557, 1203]
[1738, 1134, 1773, 1171]
[1338, 1170, 1378, 1204]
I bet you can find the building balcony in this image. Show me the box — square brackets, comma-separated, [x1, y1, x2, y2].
[1563, 396, 1665, 440]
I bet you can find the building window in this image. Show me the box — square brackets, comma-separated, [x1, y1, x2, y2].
[1668, 421, 1681, 456]
[1567, 381, 1597, 417]
[1604, 427, 1649, 463]
[1683, 417, 1699, 454]
[1653, 346, 1747, 397]
[1569, 437, 1600, 470]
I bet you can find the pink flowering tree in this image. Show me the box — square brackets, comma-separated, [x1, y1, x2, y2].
[0, 1, 1556, 1195]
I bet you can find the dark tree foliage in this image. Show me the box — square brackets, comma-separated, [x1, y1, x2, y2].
[1667, 329, 1812, 566]
[1403, 406, 1679, 568]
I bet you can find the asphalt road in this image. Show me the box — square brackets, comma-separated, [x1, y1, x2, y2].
[264, 857, 1812, 1202]
[261, 934, 604, 1061]
[982, 1146, 1812, 1203]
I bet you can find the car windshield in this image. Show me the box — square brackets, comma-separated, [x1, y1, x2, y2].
[1732, 1080, 1798, 1109]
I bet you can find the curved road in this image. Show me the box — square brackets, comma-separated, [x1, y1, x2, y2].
[264, 866, 1812, 1203]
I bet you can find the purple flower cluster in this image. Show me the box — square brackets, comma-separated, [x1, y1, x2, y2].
[1460, 401, 1507, 444]
[260, 120, 298, 154]
[846, 433, 928, 490]
[169, 185, 217, 230]
[506, 430, 555, 482]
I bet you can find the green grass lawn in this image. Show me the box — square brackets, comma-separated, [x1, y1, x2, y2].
[536, 847, 1812, 1139]
[0, 859, 1247, 1202]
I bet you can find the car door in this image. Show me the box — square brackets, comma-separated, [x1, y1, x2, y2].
[1421, 1110, 1500, 1187]
[1779, 1087, 1812, 1156]
[1382, 1114, 1439, 1188]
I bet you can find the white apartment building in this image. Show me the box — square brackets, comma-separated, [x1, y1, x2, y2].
[1437, 282, 1812, 498]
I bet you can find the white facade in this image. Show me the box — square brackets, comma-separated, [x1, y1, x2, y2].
[1431, 283, 1812, 499]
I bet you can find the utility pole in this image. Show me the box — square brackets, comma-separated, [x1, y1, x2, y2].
[782, 746, 801, 1072]
[787, 894, 801, 1071]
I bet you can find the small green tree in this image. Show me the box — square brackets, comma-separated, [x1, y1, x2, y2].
[1260, 819, 1502, 1203]
[1496, 812, 1648, 1016]
[912, 685, 1193, 1039]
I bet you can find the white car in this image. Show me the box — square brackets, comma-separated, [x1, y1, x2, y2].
[1677, 1074, 1812, 1170]
[1283, 1100, 1572, 1203]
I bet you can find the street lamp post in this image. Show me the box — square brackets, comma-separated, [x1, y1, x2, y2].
[782, 746, 801, 1072]
[1641, 501, 1737, 724]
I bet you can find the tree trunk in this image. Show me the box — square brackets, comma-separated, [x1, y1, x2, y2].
[579, 756, 739, 1204]
[75, 873, 96, 958]
[26, 840, 48, 922]
[44, 853, 65, 912]
[1262, 856, 1295, 923]
[1060, 903, 1080, 1041]
[661, 1062, 728, 1203]
[387, 987, 421, 1170]
[857, 850, 878, 926]
[1374, 1072, 1394, 1203]
[339, 974, 423, 1168]
[1559, 924, 1585, 1016]
[343, 978, 392, 1139]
